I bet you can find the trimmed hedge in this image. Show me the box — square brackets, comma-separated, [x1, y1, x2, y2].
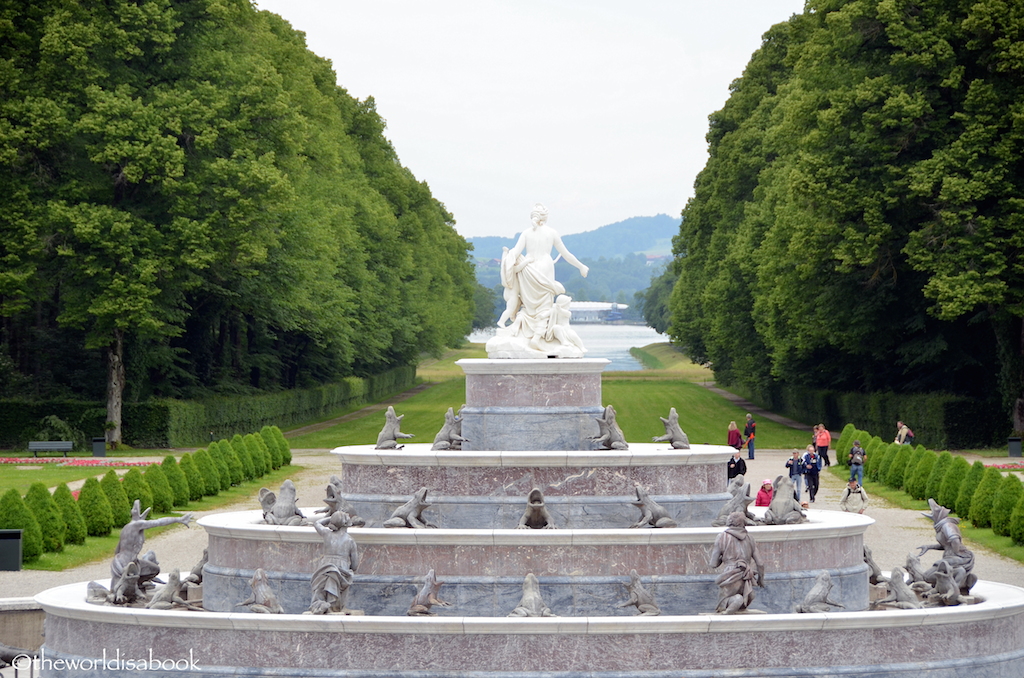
[885, 445, 915, 490]
[0, 365, 416, 448]
[24, 482, 66, 553]
[970, 467, 1004, 528]
[53, 483, 86, 545]
[162, 455, 190, 507]
[179, 453, 205, 501]
[956, 461, 986, 519]
[78, 477, 114, 537]
[271, 426, 291, 465]
[925, 451, 953, 503]
[121, 468, 154, 513]
[907, 450, 937, 501]
[244, 434, 266, 477]
[143, 464, 174, 513]
[991, 474, 1023, 537]
[231, 435, 255, 480]
[1010, 492, 1024, 546]
[100, 469, 131, 528]
[728, 382, 1008, 449]
[0, 488, 43, 562]
[215, 439, 244, 485]
[261, 426, 283, 469]
[193, 449, 221, 497]
[938, 456, 970, 512]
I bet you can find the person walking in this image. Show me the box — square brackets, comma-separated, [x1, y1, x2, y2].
[815, 424, 832, 467]
[727, 421, 742, 451]
[847, 439, 867, 485]
[839, 480, 869, 514]
[803, 445, 822, 503]
[727, 449, 747, 485]
[743, 413, 756, 460]
[786, 450, 805, 502]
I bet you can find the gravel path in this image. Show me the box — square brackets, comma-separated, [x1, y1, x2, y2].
[3, 448, 1024, 599]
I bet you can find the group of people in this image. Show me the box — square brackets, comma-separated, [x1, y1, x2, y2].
[726, 414, 757, 460]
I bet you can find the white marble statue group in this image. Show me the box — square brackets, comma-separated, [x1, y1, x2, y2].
[486, 204, 589, 358]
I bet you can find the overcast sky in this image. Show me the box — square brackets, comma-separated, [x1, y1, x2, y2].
[254, 1, 806, 238]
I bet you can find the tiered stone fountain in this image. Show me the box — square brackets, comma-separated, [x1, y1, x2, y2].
[33, 357, 1024, 677]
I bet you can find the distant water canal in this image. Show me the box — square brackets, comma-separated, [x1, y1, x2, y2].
[466, 324, 667, 371]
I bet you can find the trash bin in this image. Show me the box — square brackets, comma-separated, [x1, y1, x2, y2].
[0, 529, 22, 571]
[1010, 437, 1022, 458]
[92, 436, 107, 457]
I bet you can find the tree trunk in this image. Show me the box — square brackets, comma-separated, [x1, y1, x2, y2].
[106, 328, 125, 447]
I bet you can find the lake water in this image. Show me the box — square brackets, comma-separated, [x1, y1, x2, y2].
[466, 324, 667, 371]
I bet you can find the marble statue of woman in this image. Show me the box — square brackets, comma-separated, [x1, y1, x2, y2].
[487, 204, 589, 358]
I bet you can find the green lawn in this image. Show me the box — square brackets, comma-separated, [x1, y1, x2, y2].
[1, 464, 155, 496]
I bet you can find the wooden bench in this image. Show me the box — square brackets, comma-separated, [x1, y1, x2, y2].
[27, 441, 74, 458]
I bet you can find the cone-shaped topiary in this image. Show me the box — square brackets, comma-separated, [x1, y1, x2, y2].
[1009, 492, 1024, 546]
[143, 463, 174, 513]
[232, 434, 255, 480]
[217, 439, 244, 485]
[207, 443, 232, 490]
[937, 456, 970, 512]
[179, 453, 205, 501]
[956, 461, 987, 520]
[77, 477, 114, 537]
[193, 449, 221, 497]
[906, 450, 937, 500]
[243, 434, 266, 477]
[865, 437, 886, 482]
[0, 488, 44, 562]
[252, 434, 273, 476]
[876, 443, 901, 487]
[991, 473, 1023, 537]
[100, 469, 131, 528]
[924, 452, 953, 503]
[885, 445, 915, 490]
[970, 466, 1004, 528]
[162, 455, 190, 507]
[53, 483, 86, 545]
[23, 482, 66, 553]
[834, 424, 857, 468]
[261, 426, 283, 469]
[271, 426, 291, 466]
[121, 468, 154, 514]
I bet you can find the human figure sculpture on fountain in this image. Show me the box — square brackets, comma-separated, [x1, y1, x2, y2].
[918, 498, 977, 596]
[308, 511, 359, 615]
[110, 500, 192, 591]
[487, 204, 590, 358]
[710, 511, 765, 614]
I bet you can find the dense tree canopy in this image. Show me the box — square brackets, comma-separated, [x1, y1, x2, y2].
[0, 0, 475, 441]
[649, 0, 1023, 429]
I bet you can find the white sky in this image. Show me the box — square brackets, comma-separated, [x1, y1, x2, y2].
[254, 1, 806, 238]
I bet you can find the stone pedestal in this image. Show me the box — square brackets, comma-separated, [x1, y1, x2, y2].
[456, 358, 608, 451]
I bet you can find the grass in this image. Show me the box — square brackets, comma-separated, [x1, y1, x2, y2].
[1, 465, 155, 496]
[23, 464, 302, 571]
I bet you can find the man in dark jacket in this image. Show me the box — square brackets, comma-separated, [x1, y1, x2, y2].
[727, 450, 747, 485]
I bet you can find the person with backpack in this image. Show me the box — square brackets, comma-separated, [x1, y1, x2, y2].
[848, 439, 867, 485]
[840, 479, 869, 514]
[895, 421, 914, 445]
[803, 445, 823, 503]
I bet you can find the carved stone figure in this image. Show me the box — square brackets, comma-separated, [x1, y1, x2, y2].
[307, 511, 359, 615]
[110, 499, 192, 591]
[376, 405, 414, 449]
[135, 549, 162, 590]
[236, 568, 283, 614]
[407, 569, 450, 616]
[517, 488, 556, 529]
[652, 407, 690, 449]
[86, 581, 111, 605]
[864, 545, 887, 585]
[710, 512, 765, 614]
[147, 569, 203, 611]
[711, 475, 755, 527]
[923, 560, 966, 606]
[762, 475, 807, 525]
[487, 204, 590, 359]
[617, 569, 660, 616]
[795, 571, 844, 613]
[590, 404, 628, 450]
[508, 573, 557, 617]
[315, 475, 365, 526]
[905, 552, 928, 584]
[258, 479, 306, 526]
[383, 488, 436, 528]
[629, 485, 678, 528]
[88, 561, 146, 606]
[431, 407, 468, 450]
[871, 567, 923, 610]
[917, 498, 977, 595]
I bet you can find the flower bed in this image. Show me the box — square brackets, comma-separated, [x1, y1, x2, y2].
[985, 462, 1024, 470]
[0, 457, 158, 467]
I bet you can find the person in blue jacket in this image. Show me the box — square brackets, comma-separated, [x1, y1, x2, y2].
[802, 445, 823, 503]
[785, 449, 805, 502]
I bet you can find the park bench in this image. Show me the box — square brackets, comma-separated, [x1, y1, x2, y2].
[27, 441, 74, 458]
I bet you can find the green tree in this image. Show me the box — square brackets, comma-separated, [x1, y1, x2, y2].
[193, 448, 221, 497]
[23, 483, 65, 553]
[271, 426, 291, 466]
[179, 453, 205, 501]
[53, 483, 87, 546]
[970, 466, 1004, 528]
[906, 451, 937, 501]
[143, 463, 174, 514]
[884, 445, 915, 490]
[216, 439, 244, 486]
[121, 468, 153, 513]
[877, 443, 902, 487]
[206, 443, 231, 490]
[243, 434, 266, 478]
[77, 478, 114, 538]
[0, 488, 44, 562]
[261, 426, 283, 470]
[231, 434, 255, 480]
[937, 456, 970, 512]
[924, 452, 954, 502]
[1010, 492, 1024, 546]
[100, 469, 131, 528]
[956, 460, 987, 519]
[991, 474, 1023, 537]
[162, 455, 190, 507]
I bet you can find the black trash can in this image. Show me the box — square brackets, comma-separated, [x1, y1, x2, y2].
[92, 436, 107, 457]
[1010, 437, 1022, 458]
[0, 529, 22, 571]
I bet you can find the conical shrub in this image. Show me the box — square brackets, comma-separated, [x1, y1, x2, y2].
[271, 426, 291, 466]
[884, 444, 915, 490]
[261, 426, 283, 469]
[218, 439, 244, 485]
[207, 442, 232, 490]
[970, 467, 1004, 528]
[77, 477, 114, 537]
[906, 451, 937, 500]
[232, 434, 255, 480]
[834, 424, 857, 468]
[252, 434, 273, 476]
[0, 488, 44, 562]
[179, 453, 205, 501]
[865, 437, 886, 481]
[937, 456, 970, 512]
[243, 434, 266, 477]
[53, 483, 86, 545]
[876, 443, 901, 487]
[121, 468, 154, 513]
[162, 455, 190, 507]
[193, 449, 221, 496]
[956, 461, 987, 519]
[143, 463, 174, 513]
[24, 482, 66, 553]
[924, 451, 953, 503]
[991, 473, 1023, 537]
[100, 469, 131, 528]
[1009, 492, 1024, 546]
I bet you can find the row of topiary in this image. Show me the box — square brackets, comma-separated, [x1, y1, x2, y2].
[0, 426, 290, 563]
[833, 424, 1024, 546]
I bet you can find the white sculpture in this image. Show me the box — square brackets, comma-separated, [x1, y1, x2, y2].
[487, 204, 589, 358]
